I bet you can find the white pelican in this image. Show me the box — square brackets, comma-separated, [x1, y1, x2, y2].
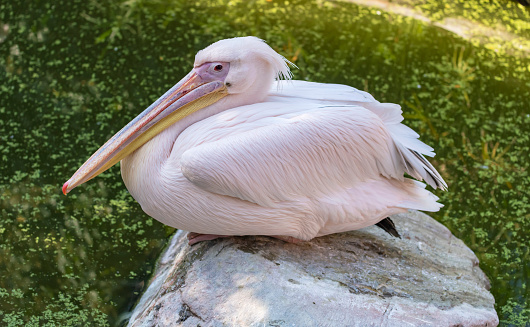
[63, 37, 446, 244]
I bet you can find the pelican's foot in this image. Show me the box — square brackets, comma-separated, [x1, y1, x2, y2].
[186, 232, 305, 245]
[270, 235, 305, 243]
[187, 232, 230, 245]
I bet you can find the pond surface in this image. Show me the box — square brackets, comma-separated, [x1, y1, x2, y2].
[1, 0, 529, 326]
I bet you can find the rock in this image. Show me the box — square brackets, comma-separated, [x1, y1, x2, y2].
[127, 211, 498, 327]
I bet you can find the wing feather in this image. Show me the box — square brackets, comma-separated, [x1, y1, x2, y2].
[271, 80, 447, 190]
[180, 103, 402, 207]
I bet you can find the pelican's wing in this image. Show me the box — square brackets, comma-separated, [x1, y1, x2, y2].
[180, 101, 414, 207]
[270, 80, 378, 103]
[272, 80, 447, 190]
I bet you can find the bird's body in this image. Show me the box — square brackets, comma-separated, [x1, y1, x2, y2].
[64, 37, 446, 242]
[121, 79, 443, 240]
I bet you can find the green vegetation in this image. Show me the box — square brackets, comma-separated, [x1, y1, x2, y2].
[387, 0, 530, 55]
[396, 0, 529, 35]
[0, 0, 528, 325]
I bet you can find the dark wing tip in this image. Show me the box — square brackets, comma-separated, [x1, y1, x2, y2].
[375, 217, 401, 238]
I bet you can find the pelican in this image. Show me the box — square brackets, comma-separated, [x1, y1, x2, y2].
[63, 37, 446, 245]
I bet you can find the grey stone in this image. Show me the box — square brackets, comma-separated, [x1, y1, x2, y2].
[127, 211, 498, 327]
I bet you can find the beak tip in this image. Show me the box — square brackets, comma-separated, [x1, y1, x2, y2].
[62, 182, 69, 195]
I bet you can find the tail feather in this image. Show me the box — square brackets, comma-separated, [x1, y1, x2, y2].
[397, 180, 444, 212]
[410, 150, 447, 190]
[393, 141, 447, 190]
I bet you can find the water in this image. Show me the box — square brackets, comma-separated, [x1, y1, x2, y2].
[1, 0, 528, 325]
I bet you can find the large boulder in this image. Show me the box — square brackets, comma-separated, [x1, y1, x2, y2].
[127, 211, 498, 326]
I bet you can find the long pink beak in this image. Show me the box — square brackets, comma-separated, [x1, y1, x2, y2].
[63, 65, 229, 194]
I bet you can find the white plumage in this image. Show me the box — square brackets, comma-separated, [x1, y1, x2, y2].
[117, 37, 446, 241]
[64, 36, 446, 242]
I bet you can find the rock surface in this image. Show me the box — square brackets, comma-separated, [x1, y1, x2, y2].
[127, 211, 498, 327]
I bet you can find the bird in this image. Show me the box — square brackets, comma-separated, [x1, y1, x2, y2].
[63, 36, 447, 245]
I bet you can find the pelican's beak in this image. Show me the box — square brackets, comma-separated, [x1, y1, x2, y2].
[63, 67, 228, 195]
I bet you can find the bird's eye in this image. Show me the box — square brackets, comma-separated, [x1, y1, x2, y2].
[214, 64, 223, 72]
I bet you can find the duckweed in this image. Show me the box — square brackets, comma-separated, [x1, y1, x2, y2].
[0, 0, 528, 325]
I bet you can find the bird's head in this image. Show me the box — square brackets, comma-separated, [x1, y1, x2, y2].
[194, 36, 292, 102]
[62, 37, 292, 195]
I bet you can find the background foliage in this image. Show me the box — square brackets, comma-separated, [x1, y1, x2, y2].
[0, 0, 528, 325]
